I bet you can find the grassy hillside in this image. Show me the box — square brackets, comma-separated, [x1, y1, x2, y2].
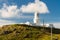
[0, 24, 60, 40]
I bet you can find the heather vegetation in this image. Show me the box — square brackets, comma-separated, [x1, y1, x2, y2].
[0, 24, 60, 40]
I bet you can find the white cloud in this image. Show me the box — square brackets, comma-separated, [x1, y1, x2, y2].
[20, 0, 49, 13]
[0, 0, 49, 18]
[44, 22, 60, 29]
[0, 19, 16, 26]
[53, 23, 60, 29]
[0, 4, 20, 18]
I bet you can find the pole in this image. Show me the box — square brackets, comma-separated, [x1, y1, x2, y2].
[51, 24, 52, 40]
[43, 19, 45, 31]
[43, 19, 44, 26]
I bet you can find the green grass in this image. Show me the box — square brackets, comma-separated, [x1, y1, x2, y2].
[0, 24, 59, 40]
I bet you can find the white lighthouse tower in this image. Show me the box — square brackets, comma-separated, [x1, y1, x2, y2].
[34, 12, 40, 25]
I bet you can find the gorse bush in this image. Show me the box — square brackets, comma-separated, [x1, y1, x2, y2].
[0, 24, 59, 40]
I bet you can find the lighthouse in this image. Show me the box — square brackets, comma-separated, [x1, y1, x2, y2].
[34, 12, 40, 25]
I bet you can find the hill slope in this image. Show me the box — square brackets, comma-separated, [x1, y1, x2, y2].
[0, 24, 60, 40]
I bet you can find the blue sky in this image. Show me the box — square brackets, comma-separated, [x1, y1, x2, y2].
[0, 0, 60, 28]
